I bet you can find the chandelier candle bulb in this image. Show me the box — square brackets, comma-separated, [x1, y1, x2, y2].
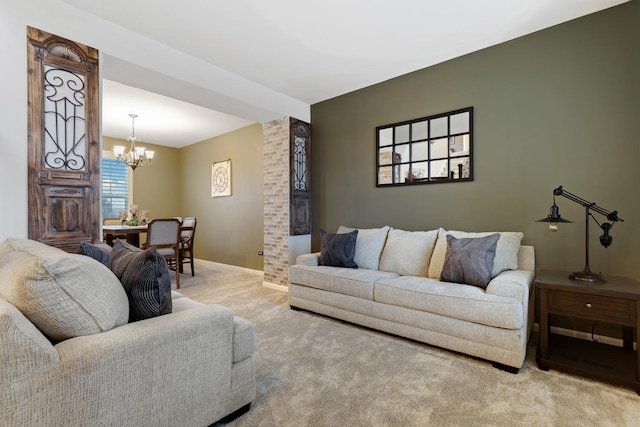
[113, 113, 155, 171]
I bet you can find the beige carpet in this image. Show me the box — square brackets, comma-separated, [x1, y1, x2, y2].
[176, 260, 640, 427]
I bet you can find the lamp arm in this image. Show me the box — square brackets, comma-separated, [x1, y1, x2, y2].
[554, 186, 623, 223]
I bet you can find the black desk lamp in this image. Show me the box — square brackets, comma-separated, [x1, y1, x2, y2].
[537, 186, 623, 283]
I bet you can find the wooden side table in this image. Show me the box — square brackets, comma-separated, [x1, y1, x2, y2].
[535, 270, 640, 393]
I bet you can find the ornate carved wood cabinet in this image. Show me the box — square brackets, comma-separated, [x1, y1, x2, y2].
[27, 27, 100, 252]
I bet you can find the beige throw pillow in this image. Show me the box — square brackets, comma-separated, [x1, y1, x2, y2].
[378, 229, 438, 277]
[337, 226, 390, 270]
[428, 229, 524, 279]
[0, 238, 129, 342]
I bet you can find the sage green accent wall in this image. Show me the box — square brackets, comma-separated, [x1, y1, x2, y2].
[179, 124, 264, 270]
[311, 3, 640, 279]
[102, 136, 181, 219]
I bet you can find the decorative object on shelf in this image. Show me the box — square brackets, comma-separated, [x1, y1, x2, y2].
[113, 114, 155, 171]
[537, 185, 624, 283]
[211, 159, 232, 198]
[122, 204, 148, 226]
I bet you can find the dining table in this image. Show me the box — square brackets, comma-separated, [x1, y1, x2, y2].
[103, 223, 195, 248]
[102, 224, 148, 247]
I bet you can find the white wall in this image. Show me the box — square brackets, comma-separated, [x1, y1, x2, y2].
[0, 1, 31, 240]
[0, 0, 118, 240]
[0, 0, 309, 243]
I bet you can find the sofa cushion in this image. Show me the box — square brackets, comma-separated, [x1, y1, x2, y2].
[378, 229, 438, 277]
[289, 265, 399, 300]
[337, 225, 390, 270]
[0, 238, 129, 342]
[441, 233, 500, 289]
[110, 240, 172, 322]
[320, 229, 358, 268]
[374, 276, 523, 329]
[77, 241, 112, 267]
[429, 229, 524, 279]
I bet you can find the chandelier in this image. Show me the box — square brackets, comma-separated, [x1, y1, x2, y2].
[113, 113, 155, 171]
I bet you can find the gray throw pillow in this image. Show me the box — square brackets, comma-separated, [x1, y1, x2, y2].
[440, 233, 500, 289]
[77, 241, 112, 267]
[110, 239, 172, 322]
[320, 229, 358, 268]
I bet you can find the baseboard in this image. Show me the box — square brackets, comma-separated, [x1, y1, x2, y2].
[194, 258, 288, 292]
[548, 325, 633, 350]
[194, 258, 263, 275]
[263, 281, 289, 293]
[533, 322, 633, 349]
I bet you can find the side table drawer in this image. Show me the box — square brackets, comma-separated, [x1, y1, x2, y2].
[547, 290, 636, 325]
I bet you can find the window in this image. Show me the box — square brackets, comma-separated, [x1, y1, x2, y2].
[376, 107, 473, 186]
[101, 157, 129, 219]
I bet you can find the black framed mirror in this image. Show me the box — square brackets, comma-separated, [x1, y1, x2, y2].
[376, 107, 473, 186]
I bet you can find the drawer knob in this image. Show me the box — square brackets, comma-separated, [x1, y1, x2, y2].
[586, 303, 592, 308]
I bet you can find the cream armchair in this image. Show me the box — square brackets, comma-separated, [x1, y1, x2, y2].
[0, 238, 255, 426]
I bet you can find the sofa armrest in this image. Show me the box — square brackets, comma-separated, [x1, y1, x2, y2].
[517, 245, 535, 272]
[296, 252, 321, 266]
[485, 269, 534, 302]
[3, 305, 236, 426]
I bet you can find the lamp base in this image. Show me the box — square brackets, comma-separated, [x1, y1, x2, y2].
[569, 269, 606, 283]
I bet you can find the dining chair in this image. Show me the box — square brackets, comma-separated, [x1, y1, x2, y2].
[179, 217, 197, 276]
[144, 218, 181, 289]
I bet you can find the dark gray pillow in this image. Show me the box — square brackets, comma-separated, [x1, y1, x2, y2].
[110, 239, 172, 322]
[77, 241, 112, 267]
[320, 229, 358, 268]
[441, 233, 500, 289]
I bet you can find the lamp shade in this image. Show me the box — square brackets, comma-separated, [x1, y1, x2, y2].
[537, 203, 573, 231]
[537, 203, 573, 224]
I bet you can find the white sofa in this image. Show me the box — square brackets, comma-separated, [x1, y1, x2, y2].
[289, 226, 535, 371]
[0, 238, 255, 426]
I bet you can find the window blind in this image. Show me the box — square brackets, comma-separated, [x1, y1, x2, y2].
[102, 158, 128, 219]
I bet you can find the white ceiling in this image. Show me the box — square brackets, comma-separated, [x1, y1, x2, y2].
[61, 0, 627, 148]
[102, 80, 253, 148]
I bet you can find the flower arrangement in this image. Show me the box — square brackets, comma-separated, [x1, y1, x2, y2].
[120, 205, 149, 226]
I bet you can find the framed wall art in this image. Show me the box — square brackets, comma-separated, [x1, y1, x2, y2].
[211, 159, 232, 197]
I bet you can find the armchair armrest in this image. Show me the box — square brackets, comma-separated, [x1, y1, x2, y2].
[5, 305, 236, 426]
[296, 252, 321, 266]
[56, 303, 234, 371]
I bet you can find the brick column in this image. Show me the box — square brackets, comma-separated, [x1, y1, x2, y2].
[263, 118, 291, 287]
[263, 117, 311, 288]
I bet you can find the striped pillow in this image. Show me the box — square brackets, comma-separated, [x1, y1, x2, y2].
[110, 240, 172, 322]
[77, 241, 112, 267]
